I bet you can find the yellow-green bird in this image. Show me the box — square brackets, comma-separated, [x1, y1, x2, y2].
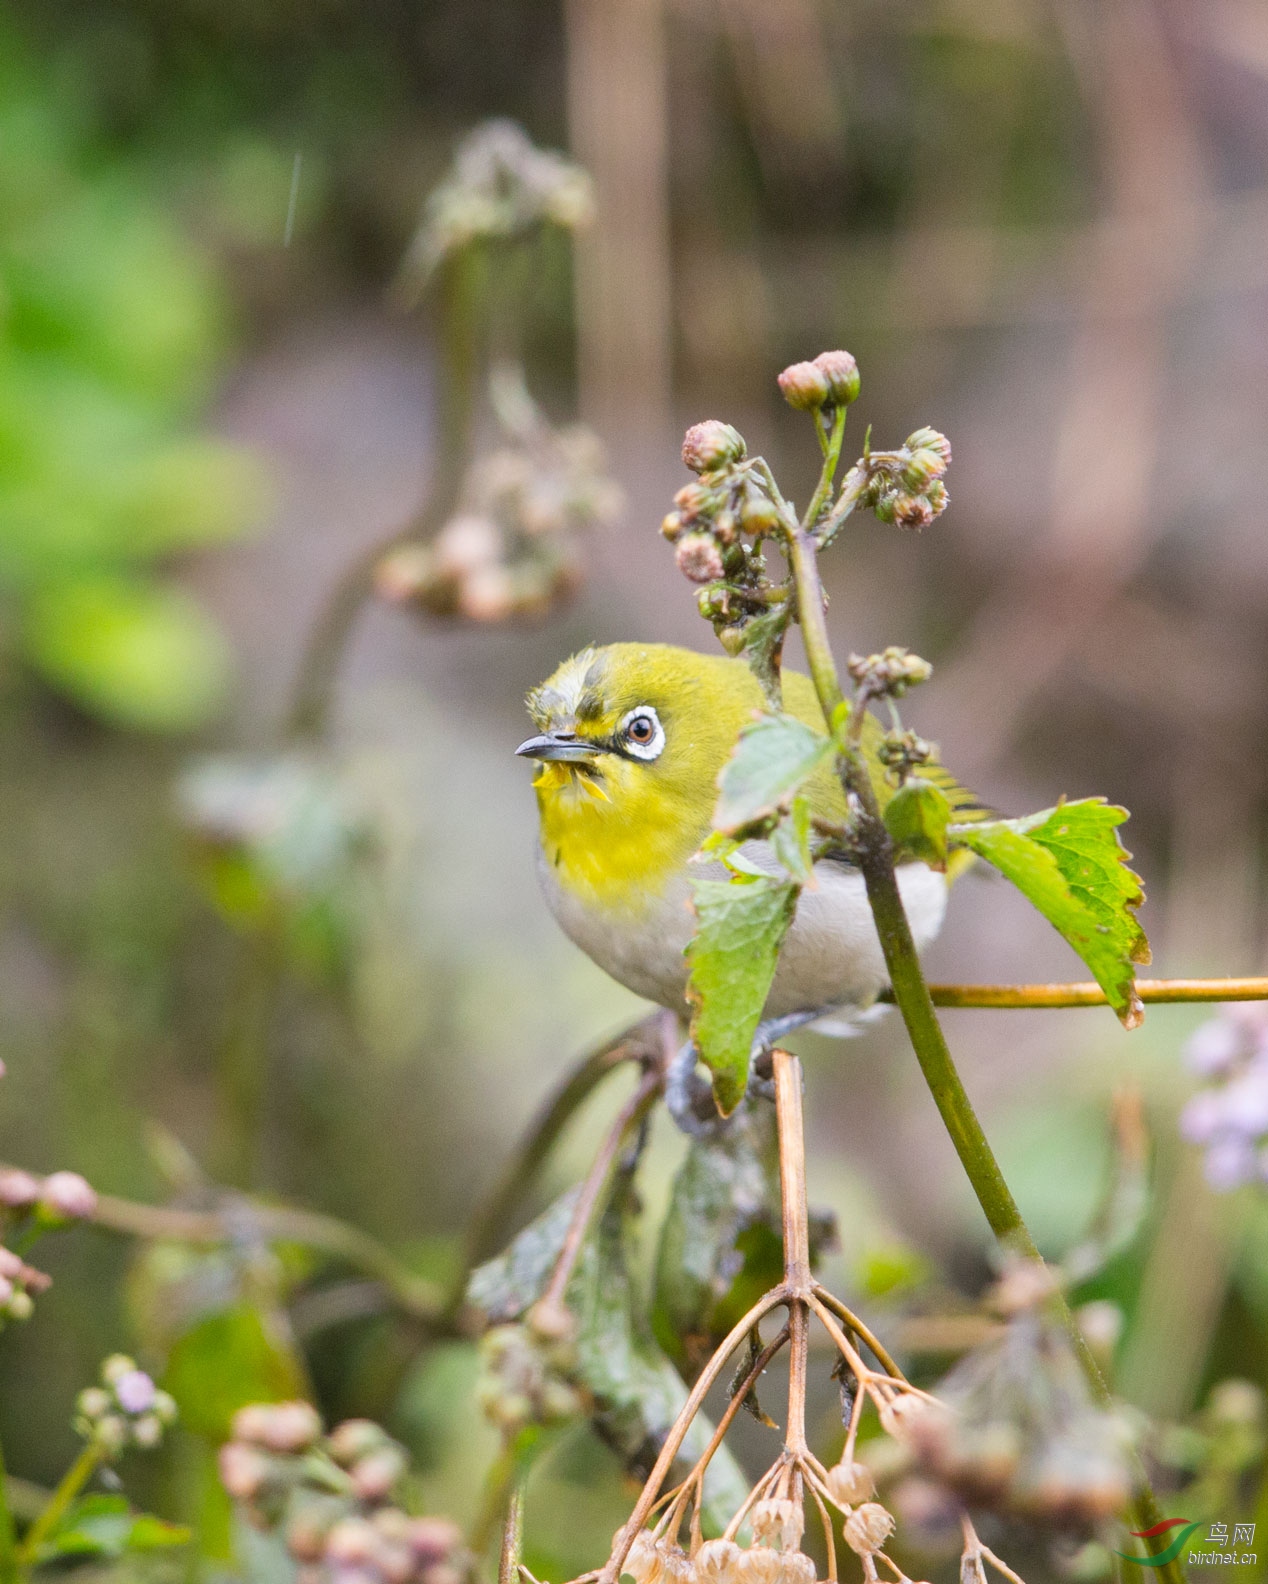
[517, 642, 979, 1026]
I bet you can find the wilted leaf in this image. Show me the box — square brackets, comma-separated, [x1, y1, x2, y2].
[571, 1179, 750, 1533]
[884, 778, 951, 871]
[652, 1102, 778, 1370]
[465, 1187, 580, 1322]
[949, 799, 1150, 1027]
[33, 1495, 190, 1564]
[714, 713, 833, 834]
[687, 875, 799, 1114]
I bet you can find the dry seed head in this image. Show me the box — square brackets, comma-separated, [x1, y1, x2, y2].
[777, 361, 830, 412]
[842, 1503, 895, 1556]
[779, 1553, 816, 1584]
[658, 1545, 693, 1584]
[736, 1547, 784, 1584]
[750, 1498, 804, 1551]
[825, 1459, 875, 1507]
[694, 1538, 742, 1584]
[879, 1393, 931, 1442]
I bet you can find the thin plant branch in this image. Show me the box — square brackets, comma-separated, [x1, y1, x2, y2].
[884, 976, 1268, 1008]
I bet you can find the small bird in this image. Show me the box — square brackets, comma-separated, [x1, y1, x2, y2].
[517, 642, 980, 1026]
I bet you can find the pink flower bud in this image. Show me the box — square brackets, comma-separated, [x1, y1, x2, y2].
[675, 533, 725, 584]
[259, 1400, 323, 1453]
[218, 1441, 273, 1502]
[681, 421, 746, 475]
[325, 1518, 381, 1568]
[813, 349, 860, 406]
[777, 361, 830, 411]
[0, 1248, 23, 1280]
[39, 1171, 97, 1222]
[327, 1419, 387, 1468]
[114, 1369, 157, 1415]
[407, 1517, 463, 1564]
[350, 1444, 407, 1502]
[457, 564, 516, 623]
[0, 1170, 39, 1208]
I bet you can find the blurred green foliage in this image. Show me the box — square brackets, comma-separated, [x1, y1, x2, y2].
[0, 19, 264, 730]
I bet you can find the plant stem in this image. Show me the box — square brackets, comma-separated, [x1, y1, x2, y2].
[803, 407, 847, 533]
[16, 1443, 100, 1572]
[499, 1481, 525, 1584]
[772, 1050, 812, 1457]
[887, 978, 1268, 1009]
[211, 935, 283, 1189]
[454, 1017, 656, 1298]
[783, 521, 1187, 1584]
[0, 1432, 18, 1584]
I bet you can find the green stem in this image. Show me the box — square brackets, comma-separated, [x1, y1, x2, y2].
[211, 935, 284, 1190]
[0, 1432, 18, 1584]
[16, 1443, 101, 1573]
[784, 522, 1187, 1584]
[802, 405, 847, 533]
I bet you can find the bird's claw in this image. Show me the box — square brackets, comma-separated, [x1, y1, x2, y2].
[665, 1006, 841, 1136]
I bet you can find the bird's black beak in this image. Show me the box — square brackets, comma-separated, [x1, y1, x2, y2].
[515, 733, 604, 762]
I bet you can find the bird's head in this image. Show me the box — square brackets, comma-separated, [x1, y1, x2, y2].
[517, 643, 760, 902]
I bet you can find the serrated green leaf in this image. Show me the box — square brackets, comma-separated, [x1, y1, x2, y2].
[770, 796, 814, 884]
[884, 778, 951, 871]
[571, 1179, 749, 1534]
[687, 875, 800, 1114]
[465, 1186, 580, 1321]
[949, 798, 1150, 1027]
[714, 712, 833, 834]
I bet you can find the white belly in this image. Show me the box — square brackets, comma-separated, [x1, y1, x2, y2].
[536, 844, 947, 1022]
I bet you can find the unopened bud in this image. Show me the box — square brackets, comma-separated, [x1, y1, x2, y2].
[673, 483, 712, 523]
[132, 1414, 163, 1449]
[750, 1498, 803, 1551]
[287, 1510, 335, 1563]
[813, 350, 860, 406]
[407, 1517, 463, 1564]
[458, 564, 516, 623]
[39, 1171, 97, 1222]
[777, 361, 830, 412]
[694, 1538, 742, 1584]
[327, 1419, 387, 1468]
[697, 586, 730, 622]
[847, 648, 933, 699]
[901, 449, 947, 492]
[101, 1355, 137, 1388]
[350, 1444, 407, 1502]
[660, 511, 685, 541]
[325, 1518, 381, 1568]
[0, 1249, 23, 1281]
[718, 625, 747, 657]
[527, 1297, 576, 1344]
[682, 421, 746, 475]
[676, 533, 725, 584]
[219, 1441, 274, 1502]
[825, 1458, 875, 1507]
[925, 480, 948, 516]
[905, 428, 951, 465]
[842, 1502, 895, 1556]
[6, 1289, 33, 1322]
[77, 1387, 111, 1421]
[95, 1415, 128, 1456]
[0, 1170, 39, 1209]
[739, 493, 782, 535]
[432, 514, 503, 579]
[114, 1369, 158, 1415]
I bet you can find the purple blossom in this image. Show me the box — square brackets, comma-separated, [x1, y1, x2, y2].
[114, 1369, 158, 1415]
[1181, 1005, 1268, 1191]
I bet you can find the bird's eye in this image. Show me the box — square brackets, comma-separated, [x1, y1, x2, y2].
[620, 707, 665, 761]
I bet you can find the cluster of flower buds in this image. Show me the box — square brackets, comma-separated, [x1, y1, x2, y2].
[396, 120, 593, 298]
[876, 730, 936, 784]
[660, 421, 791, 654]
[902, 1298, 1132, 1529]
[839, 428, 951, 533]
[378, 395, 619, 626]
[218, 1402, 466, 1584]
[776, 351, 861, 414]
[74, 1355, 177, 1456]
[846, 647, 933, 703]
[1179, 1003, 1268, 1190]
[475, 1300, 587, 1434]
[0, 1243, 49, 1326]
[0, 1165, 98, 1225]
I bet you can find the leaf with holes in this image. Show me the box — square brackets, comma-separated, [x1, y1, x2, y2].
[949, 798, 1150, 1027]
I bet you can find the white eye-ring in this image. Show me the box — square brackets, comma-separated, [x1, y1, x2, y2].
[620, 706, 665, 761]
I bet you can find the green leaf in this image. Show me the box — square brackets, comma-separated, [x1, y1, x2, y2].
[769, 796, 814, 884]
[713, 712, 832, 834]
[34, 1495, 191, 1564]
[884, 778, 951, 871]
[465, 1187, 581, 1321]
[686, 874, 800, 1114]
[571, 1178, 749, 1534]
[23, 573, 230, 732]
[162, 1302, 309, 1441]
[948, 798, 1150, 1027]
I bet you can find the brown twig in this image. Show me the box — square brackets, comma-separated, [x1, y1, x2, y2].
[888, 976, 1268, 1009]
